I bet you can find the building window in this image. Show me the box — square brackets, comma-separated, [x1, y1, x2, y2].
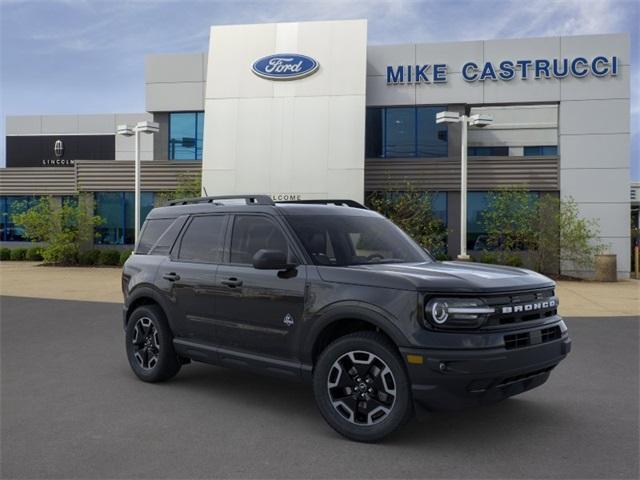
[169, 112, 204, 160]
[94, 192, 155, 245]
[468, 146, 509, 156]
[365, 106, 448, 159]
[0, 196, 39, 242]
[523, 146, 558, 156]
[467, 191, 540, 251]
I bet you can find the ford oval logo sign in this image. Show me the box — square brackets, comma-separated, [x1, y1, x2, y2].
[252, 54, 319, 80]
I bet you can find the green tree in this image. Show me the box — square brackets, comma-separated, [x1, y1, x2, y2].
[532, 195, 605, 274]
[157, 172, 202, 204]
[366, 186, 448, 258]
[479, 188, 605, 275]
[11, 196, 103, 265]
[480, 187, 536, 262]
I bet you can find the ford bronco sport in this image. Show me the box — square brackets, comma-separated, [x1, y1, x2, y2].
[122, 195, 571, 442]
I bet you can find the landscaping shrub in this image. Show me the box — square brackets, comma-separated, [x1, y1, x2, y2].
[366, 186, 448, 256]
[98, 249, 121, 266]
[504, 253, 524, 267]
[26, 247, 43, 261]
[0, 248, 10, 261]
[11, 195, 103, 265]
[119, 250, 133, 266]
[10, 248, 27, 261]
[479, 252, 499, 264]
[79, 249, 101, 266]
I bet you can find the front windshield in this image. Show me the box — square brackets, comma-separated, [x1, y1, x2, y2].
[286, 214, 431, 266]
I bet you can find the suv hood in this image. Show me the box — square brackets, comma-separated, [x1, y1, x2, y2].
[317, 261, 554, 293]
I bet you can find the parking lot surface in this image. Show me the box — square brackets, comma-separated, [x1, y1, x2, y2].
[1, 296, 638, 479]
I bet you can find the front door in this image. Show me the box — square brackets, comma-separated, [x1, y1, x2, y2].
[214, 214, 307, 361]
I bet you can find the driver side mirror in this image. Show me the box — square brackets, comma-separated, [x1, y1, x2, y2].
[252, 249, 295, 270]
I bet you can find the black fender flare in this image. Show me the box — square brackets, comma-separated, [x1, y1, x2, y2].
[298, 301, 410, 366]
[124, 285, 173, 328]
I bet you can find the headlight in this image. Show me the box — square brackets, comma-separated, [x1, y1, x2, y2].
[425, 298, 494, 329]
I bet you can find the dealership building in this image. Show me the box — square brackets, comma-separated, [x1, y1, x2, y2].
[0, 20, 632, 278]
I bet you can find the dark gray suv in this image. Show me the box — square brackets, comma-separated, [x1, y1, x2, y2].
[122, 195, 571, 442]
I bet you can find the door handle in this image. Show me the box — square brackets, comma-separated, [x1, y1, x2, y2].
[162, 272, 180, 281]
[221, 277, 243, 288]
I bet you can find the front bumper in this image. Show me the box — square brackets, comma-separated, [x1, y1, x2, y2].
[400, 321, 571, 410]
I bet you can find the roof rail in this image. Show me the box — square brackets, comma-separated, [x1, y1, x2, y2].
[167, 195, 274, 206]
[275, 199, 367, 209]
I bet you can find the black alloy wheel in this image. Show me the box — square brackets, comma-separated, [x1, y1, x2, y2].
[313, 331, 413, 442]
[125, 305, 181, 382]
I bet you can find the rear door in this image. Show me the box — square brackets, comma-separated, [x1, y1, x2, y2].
[213, 214, 307, 361]
[159, 214, 228, 343]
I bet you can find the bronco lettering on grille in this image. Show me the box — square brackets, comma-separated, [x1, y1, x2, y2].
[501, 299, 556, 314]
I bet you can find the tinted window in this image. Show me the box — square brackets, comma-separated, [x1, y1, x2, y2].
[468, 146, 509, 156]
[169, 112, 204, 160]
[365, 108, 383, 158]
[178, 215, 226, 263]
[385, 107, 415, 157]
[230, 216, 290, 264]
[137, 218, 174, 254]
[524, 145, 558, 156]
[287, 214, 429, 266]
[364, 106, 448, 159]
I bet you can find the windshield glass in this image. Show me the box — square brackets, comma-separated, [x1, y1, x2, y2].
[286, 214, 431, 266]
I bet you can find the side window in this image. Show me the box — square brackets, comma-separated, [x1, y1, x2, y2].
[137, 218, 174, 254]
[230, 216, 290, 265]
[178, 215, 226, 263]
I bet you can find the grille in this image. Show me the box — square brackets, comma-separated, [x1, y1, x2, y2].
[504, 326, 562, 350]
[484, 288, 557, 327]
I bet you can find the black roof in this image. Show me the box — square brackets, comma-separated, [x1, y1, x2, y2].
[147, 196, 376, 220]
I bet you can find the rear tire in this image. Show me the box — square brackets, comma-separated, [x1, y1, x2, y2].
[125, 305, 181, 382]
[313, 331, 413, 442]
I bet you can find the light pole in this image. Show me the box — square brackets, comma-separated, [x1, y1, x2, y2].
[436, 111, 493, 261]
[116, 121, 159, 245]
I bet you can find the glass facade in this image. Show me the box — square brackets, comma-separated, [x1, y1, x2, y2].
[0, 196, 39, 241]
[94, 192, 155, 245]
[467, 191, 540, 251]
[468, 146, 509, 156]
[365, 106, 448, 158]
[169, 112, 204, 160]
[524, 146, 558, 156]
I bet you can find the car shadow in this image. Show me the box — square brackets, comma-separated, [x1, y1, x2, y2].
[155, 361, 570, 445]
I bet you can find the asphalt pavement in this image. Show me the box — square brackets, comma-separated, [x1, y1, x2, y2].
[1, 296, 638, 479]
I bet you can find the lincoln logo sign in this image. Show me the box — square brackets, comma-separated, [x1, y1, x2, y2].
[252, 54, 319, 80]
[54, 139, 64, 158]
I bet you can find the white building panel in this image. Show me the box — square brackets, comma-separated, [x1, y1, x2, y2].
[415, 40, 484, 73]
[202, 19, 367, 202]
[415, 73, 484, 105]
[560, 99, 630, 135]
[560, 168, 630, 204]
[560, 134, 629, 169]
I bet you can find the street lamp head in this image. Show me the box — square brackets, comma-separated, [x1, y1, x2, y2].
[116, 124, 134, 137]
[469, 114, 493, 127]
[436, 111, 461, 124]
[135, 121, 160, 134]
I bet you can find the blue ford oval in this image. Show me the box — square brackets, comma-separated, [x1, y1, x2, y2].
[252, 53, 319, 80]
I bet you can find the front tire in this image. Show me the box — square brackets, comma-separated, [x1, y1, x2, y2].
[313, 331, 413, 442]
[125, 305, 181, 382]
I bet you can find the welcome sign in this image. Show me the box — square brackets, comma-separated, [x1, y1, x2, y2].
[386, 55, 620, 84]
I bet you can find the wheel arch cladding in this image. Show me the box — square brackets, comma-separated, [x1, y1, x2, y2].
[308, 306, 408, 365]
[125, 291, 166, 326]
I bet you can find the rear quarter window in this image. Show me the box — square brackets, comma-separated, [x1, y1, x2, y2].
[137, 216, 186, 255]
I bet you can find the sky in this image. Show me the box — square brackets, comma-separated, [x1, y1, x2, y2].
[1, 0, 638, 178]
